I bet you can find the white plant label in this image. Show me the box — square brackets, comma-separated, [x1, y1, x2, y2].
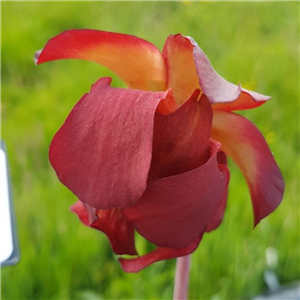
[0, 146, 15, 264]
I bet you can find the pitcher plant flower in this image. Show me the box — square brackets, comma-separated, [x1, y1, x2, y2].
[35, 30, 284, 274]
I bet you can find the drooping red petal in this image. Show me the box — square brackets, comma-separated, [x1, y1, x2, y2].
[36, 29, 166, 91]
[70, 201, 137, 255]
[211, 112, 284, 226]
[162, 34, 270, 109]
[163, 34, 201, 106]
[124, 141, 229, 249]
[148, 91, 212, 180]
[50, 77, 173, 209]
[119, 233, 204, 273]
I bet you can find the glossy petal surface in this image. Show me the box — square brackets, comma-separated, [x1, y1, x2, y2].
[211, 112, 284, 226]
[119, 233, 203, 273]
[36, 29, 166, 91]
[70, 201, 137, 255]
[124, 142, 229, 249]
[50, 77, 173, 209]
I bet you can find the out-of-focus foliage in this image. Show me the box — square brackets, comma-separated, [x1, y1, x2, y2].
[1, 2, 299, 299]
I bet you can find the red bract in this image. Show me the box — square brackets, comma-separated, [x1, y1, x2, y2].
[36, 30, 284, 273]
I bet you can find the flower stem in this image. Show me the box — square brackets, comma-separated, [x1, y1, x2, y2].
[173, 255, 191, 300]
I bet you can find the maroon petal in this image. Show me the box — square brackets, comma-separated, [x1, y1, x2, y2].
[50, 77, 173, 209]
[119, 233, 204, 273]
[206, 150, 229, 232]
[205, 189, 228, 232]
[70, 201, 137, 255]
[148, 91, 212, 180]
[211, 112, 284, 226]
[124, 141, 229, 249]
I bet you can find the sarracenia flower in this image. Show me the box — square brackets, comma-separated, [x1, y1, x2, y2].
[36, 30, 284, 273]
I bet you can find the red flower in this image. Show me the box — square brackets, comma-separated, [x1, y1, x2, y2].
[36, 30, 284, 273]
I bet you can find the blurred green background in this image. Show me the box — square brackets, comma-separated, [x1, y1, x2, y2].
[1, 1, 299, 300]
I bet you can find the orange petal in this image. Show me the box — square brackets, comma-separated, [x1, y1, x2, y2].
[36, 29, 166, 91]
[163, 34, 201, 106]
[211, 112, 284, 226]
[163, 34, 270, 110]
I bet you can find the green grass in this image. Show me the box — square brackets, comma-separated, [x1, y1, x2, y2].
[1, 2, 299, 300]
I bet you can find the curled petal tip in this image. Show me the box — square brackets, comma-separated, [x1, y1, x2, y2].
[242, 88, 271, 102]
[179, 36, 271, 110]
[211, 112, 284, 227]
[34, 50, 42, 65]
[253, 172, 284, 228]
[189, 37, 242, 104]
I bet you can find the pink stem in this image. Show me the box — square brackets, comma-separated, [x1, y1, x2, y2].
[173, 255, 191, 300]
